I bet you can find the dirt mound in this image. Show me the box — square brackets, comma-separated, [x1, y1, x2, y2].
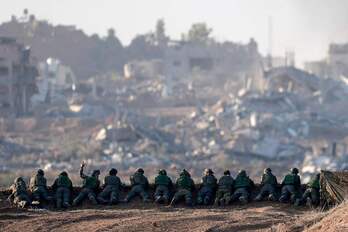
[0, 202, 310, 232]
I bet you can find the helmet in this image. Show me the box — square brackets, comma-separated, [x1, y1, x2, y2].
[14, 177, 24, 183]
[92, 170, 100, 176]
[264, 168, 272, 174]
[238, 170, 246, 176]
[60, 171, 68, 177]
[180, 169, 190, 177]
[37, 169, 44, 175]
[291, 168, 299, 174]
[159, 169, 167, 175]
[204, 168, 214, 175]
[109, 168, 118, 175]
[137, 168, 144, 174]
[223, 170, 230, 175]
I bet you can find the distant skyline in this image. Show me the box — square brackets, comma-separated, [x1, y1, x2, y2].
[1, 0, 348, 66]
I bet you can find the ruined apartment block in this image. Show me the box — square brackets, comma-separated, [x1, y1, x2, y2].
[0, 37, 37, 117]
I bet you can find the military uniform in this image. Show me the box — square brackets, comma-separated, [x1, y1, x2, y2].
[9, 177, 31, 208]
[197, 169, 217, 205]
[215, 171, 234, 206]
[255, 168, 278, 201]
[125, 169, 150, 202]
[30, 170, 51, 202]
[301, 174, 320, 206]
[231, 170, 254, 204]
[52, 172, 73, 208]
[98, 170, 122, 204]
[279, 168, 301, 205]
[170, 170, 195, 206]
[73, 166, 100, 206]
[154, 170, 173, 204]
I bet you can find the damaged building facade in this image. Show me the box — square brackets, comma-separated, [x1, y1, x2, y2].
[305, 43, 348, 81]
[0, 37, 37, 116]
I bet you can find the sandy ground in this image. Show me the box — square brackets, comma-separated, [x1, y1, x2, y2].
[0, 202, 315, 232]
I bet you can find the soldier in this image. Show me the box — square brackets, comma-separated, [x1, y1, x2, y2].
[154, 169, 173, 204]
[279, 168, 301, 205]
[124, 168, 150, 203]
[170, 169, 195, 206]
[255, 168, 278, 201]
[8, 177, 31, 208]
[301, 173, 320, 206]
[97, 168, 122, 204]
[196, 168, 217, 205]
[72, 162, 100, 206]
[52, 171, 73, 209]
[30, 169, 51, 203]
[215, 170, 234, 206]
[231, 170, 254, 204]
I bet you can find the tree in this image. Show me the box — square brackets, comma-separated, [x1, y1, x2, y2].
[186, 23, 213, 43]
[155, 18, 168, 46]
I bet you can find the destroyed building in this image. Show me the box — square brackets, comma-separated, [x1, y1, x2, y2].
[305, 42, 348, 81]
[0, 37, 37, 117]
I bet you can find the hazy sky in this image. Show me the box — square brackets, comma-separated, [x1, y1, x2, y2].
[1, 0, 347, 66]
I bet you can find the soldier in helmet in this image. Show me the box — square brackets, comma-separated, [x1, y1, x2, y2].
[231, 170, 254, 204]
[170, 169, 195, 206]
[97, 168, 122, 204]
[301, 173, 320, 206]
[279, 168, 301, 205]
[154, 169, 173, 204]
[72, 162, 100, 206]
[124, 168, 150, 203]
[215, 170, 234, 206]
[29, 169, 51, 203]
[255, 168, 278, 201]
[8, 177, 31, 208]
[196, 169, 217, 205]
[52, 171, 73, 209]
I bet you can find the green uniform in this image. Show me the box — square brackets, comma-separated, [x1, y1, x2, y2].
[10, 178, 31, 208]
[97, 175, 122, 204]
[255, 172, 278, 201]
[301, 175, 320, 206]
[52, 174, 73, 208]
[170, 172, 195, 206]
[125, 172, 150, 202]
[73, 167, 100, 206]
[154, 174, 173, 203]
[197, 174, 217, 205]
[215, 175, 234, 205]
[30, 173, 50, 202]
[231, 172, 254, 204]
[279, 173, 301, 204]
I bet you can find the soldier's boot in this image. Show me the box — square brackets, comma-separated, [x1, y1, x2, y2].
[306, 197, 312, 207]
[268, 193, 277, 202]
[56, 199, 63, 209]
[163, 196, 169, 204]
[97, 195, 108, 204]
[203, 196, 210, 205]
[294, 198, 301, 206]
[89, 195, 98, 205]
[279, 194, 287, 203]
[63, 202, 71, 208]
[196, 196, 203, 205]
[239, 196, 248, 205]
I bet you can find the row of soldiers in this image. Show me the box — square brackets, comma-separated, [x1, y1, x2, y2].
[8, 164, 320, 209]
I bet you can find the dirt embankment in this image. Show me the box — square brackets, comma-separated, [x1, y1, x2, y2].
[0, 202, 311, 232]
